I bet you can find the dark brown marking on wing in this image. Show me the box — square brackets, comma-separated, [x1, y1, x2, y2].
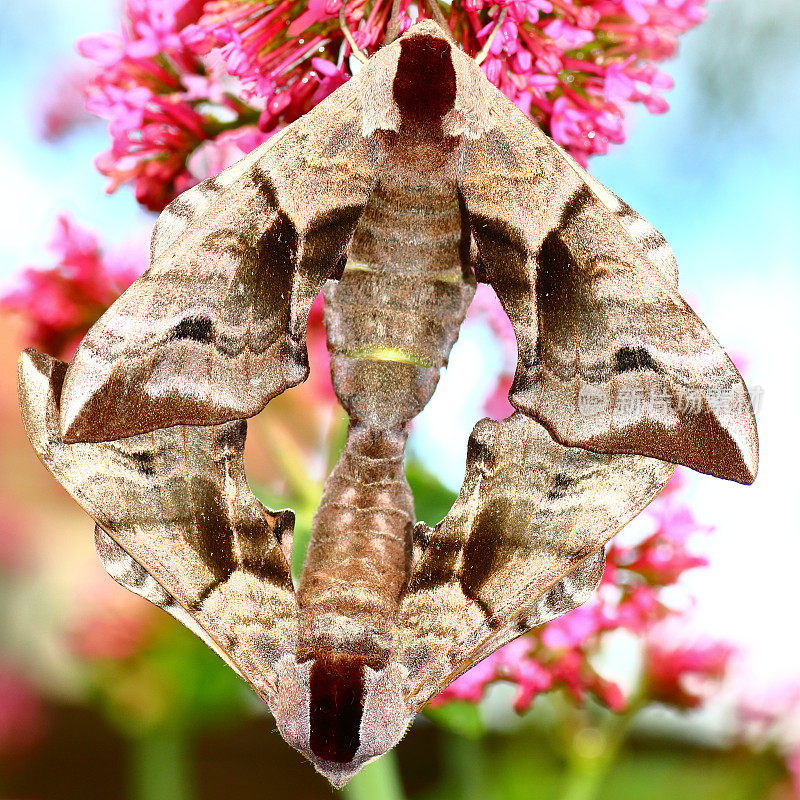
[480, 129, 521, 172]
[469, 213, 529, 299]
[458, 503, 510, 626]
[237, 519, 295, 590]
[555, 186, 593, 233]
[126, 449, 156, 477]
[301, 204, 366, 282]
[331, 255, 347, 281]
[614, 345, 663, 375]
[393, 35, 456, 124]
[199, 176, 221, 196]
[309, 654, 365, 764]
[170, 316, 213, 343]
[168, 199, 194, 219]
[272, 513, 294, 550]
[407, 528, 461, 593]
[545, 471, 573, 501]
[190, 478, 238, 595]
[535, 226, 609, 382]
[253, 209, 299, 284]
[544, 578, 569, 613]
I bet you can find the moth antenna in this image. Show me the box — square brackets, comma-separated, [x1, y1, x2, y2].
[474, 7, 508, 65]
[383, 0, 403, 45]
[339, 4, 368, 64]
[423, 0, 456, 43]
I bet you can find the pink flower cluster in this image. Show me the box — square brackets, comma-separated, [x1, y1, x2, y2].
[75, 0, 708, 212]
[77, 0, 270, 210]
[189, 0, 701, 163]
[737, 682, 800, 797]
[1, 215, 144, 358]
[68, 574, 162, 662]
[434, 472, 733, 713]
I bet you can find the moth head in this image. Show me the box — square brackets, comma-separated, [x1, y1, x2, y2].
[359, 19, 493, 140]
[271, 654, 413, 787]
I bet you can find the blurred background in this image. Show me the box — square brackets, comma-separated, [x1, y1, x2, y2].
[0, 0, 798, 798]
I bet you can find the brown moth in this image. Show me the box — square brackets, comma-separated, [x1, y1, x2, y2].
[18, 20, 757, 787]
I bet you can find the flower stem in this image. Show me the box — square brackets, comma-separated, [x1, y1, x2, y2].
[341, 750, 406, 800]
[130, 727, 195, 800]
[441, 733, 492, 799]
[559, 704, 640, 800]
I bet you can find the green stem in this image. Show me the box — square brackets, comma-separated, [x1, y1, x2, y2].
[559, 703, 641, 800]
[257, 425, 322, 509]
[130, 727, 195, 800]
[341, 750, 406, 800]
[441, 733, 492, 799]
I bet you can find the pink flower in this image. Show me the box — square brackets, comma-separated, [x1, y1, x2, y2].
[643, 626, 733, 709]
[77, 0, 265, 210]
[187, 127, 273, 180]
[434, 638, 553, 712]
[544, 19, 595, 48]
[483, 375, 515, 421]
[541, 603, 608, 650]
[1, 215, 145, 358]
[35, 64, 94, 142]
[305, 292, 338, 406]
[75, 0, 710, 207]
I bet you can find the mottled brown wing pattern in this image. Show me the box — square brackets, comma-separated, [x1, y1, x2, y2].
[19, 349, 297, 700]
[458, 82, 757, 484]
[398, 412, 674, 708]
[59, 82, 378, 443]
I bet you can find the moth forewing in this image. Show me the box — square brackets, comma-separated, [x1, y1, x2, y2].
[58, 79, 379, 444]
[455, 62, 757, 484]
[18, 348, 298, 703]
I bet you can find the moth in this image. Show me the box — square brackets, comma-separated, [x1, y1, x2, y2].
[18, 20, 757, 787]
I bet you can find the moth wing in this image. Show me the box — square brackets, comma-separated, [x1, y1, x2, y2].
[398, 413, 674, 709]
[60, 80, 376, 442]
[19, 349, 297, 700]
[458, 82, 757, 484]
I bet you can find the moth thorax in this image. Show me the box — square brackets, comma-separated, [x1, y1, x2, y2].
[308, 652, 368, 763]
[272, 654, 411, 786]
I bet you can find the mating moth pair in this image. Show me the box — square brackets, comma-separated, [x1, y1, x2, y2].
[19, 20, 757, 787]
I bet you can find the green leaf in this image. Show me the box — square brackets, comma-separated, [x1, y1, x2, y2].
[424, 702, 486, 739]
[405, 460, 457, 527]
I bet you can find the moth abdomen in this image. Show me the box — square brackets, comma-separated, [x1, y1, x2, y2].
[297, 422, 414, 652]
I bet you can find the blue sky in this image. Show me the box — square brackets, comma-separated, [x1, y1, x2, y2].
[1, 0, 798, 686]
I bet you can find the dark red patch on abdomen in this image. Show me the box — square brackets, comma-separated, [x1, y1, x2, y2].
[309, 655, 365, 763]
[393, 34, 456, 123]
